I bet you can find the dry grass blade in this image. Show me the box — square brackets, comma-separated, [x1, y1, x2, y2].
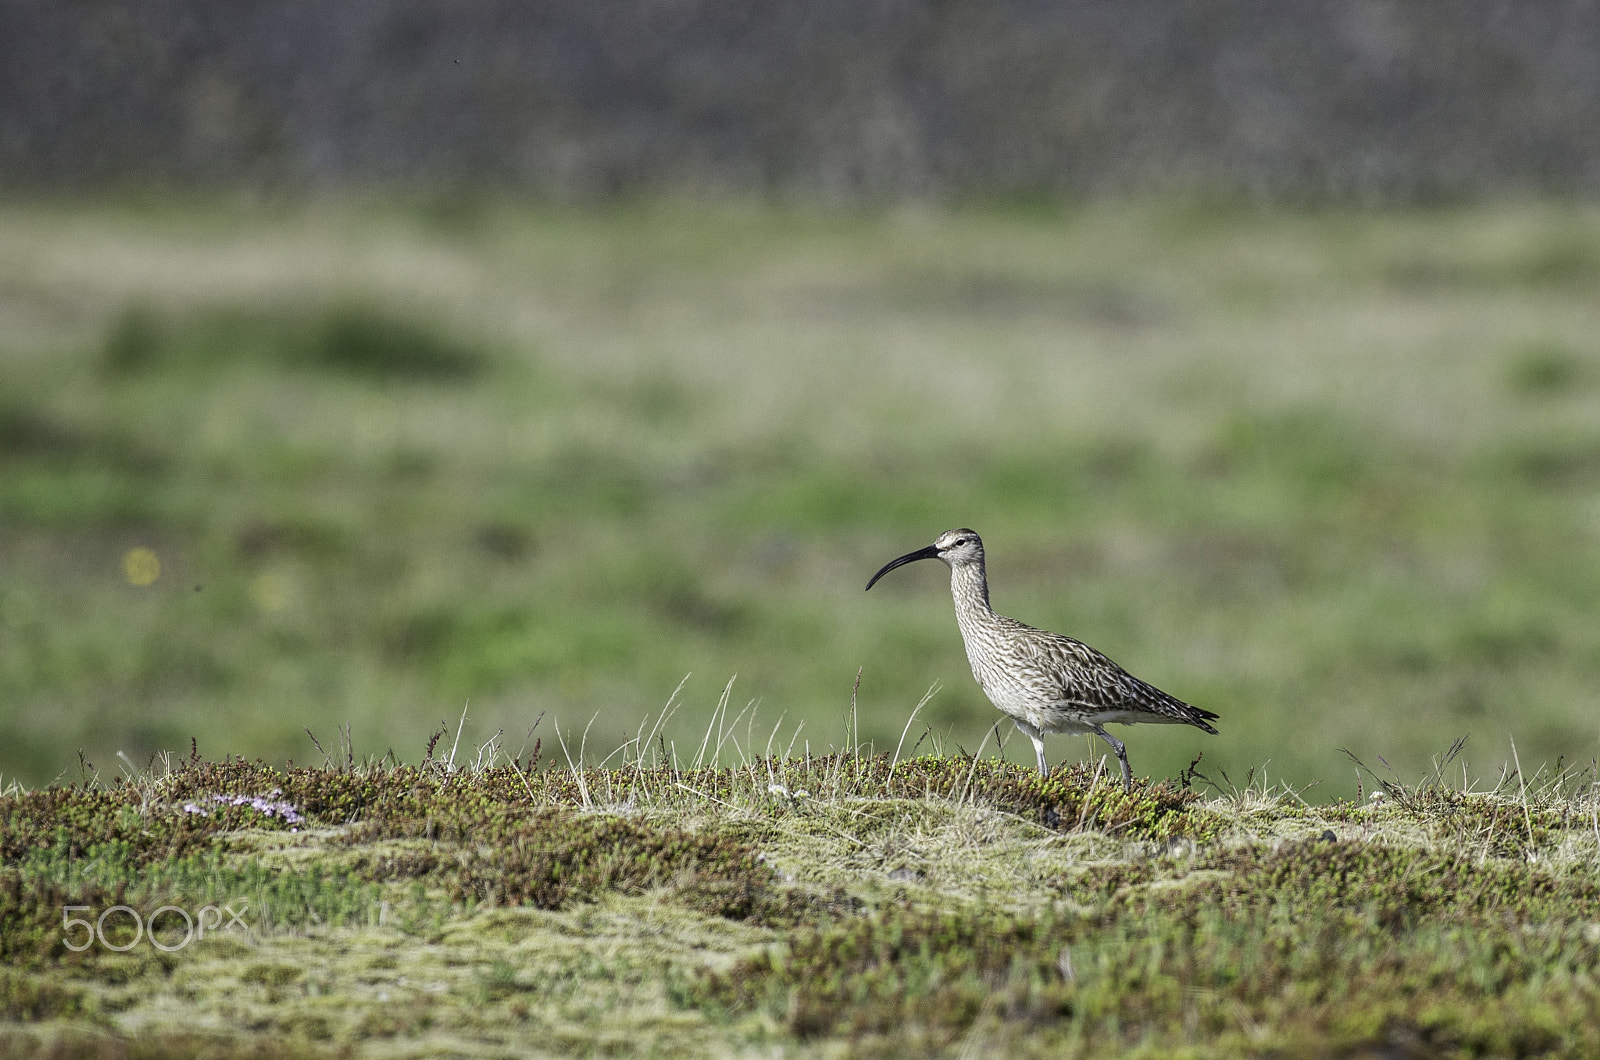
[892, 682, 941, 771]
[446, 700, 471, 773]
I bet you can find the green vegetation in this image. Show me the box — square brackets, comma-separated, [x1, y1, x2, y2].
[2, 198, 1600, 796]
[1, 749, 1597, 1056]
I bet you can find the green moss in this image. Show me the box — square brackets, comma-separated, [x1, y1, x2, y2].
[239, 963, 303, 988]
[1, 780, 301, 867]
[0, 1028, 344, 1059]
[694, 838, 1600, 1053]
[97, 301, 488, 380]
[1117, 838, 1600, 927]
[0, 867, 126, 969]
[1505, 341, 1587, 397]
[0, 969, 89, 1021]
[2, 753, 1598, 1055]
[695, 906, 1057, 1041]
[349, 803, 773, 915]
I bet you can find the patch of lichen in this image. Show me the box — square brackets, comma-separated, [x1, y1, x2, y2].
[1310, 788, 1586, 860]
[1172, 838, 1600, 926]
[0, 1026, 345, 1059]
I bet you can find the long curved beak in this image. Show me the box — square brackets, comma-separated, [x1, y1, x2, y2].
[865, 544, 941, 591]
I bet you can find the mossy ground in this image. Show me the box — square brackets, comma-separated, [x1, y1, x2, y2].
[3, 749, 1598, 1058]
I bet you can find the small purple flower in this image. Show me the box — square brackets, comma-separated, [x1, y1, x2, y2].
[182, 792, 304, 827]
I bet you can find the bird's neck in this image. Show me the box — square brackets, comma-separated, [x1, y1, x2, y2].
[949, 560, 994, 625]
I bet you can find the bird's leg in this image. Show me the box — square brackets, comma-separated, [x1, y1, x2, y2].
[1014, 720, 1050, 776]
[1093, 726, 1132, 793]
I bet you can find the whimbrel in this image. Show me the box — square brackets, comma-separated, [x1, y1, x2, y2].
[867, 528, 1218, 792]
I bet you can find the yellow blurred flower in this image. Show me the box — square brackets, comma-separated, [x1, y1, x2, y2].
[250, 572, 291, 612]
[123, 547, 161, 586]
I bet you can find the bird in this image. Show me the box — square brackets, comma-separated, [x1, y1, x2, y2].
[866, 528, 1217, 792]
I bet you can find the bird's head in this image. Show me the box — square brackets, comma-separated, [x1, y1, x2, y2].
[865, 528, 984, 590]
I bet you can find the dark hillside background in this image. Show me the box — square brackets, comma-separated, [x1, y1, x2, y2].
[5, 0, 1600, 197]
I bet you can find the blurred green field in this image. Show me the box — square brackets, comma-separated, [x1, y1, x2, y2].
[2, 198, 1599, 794]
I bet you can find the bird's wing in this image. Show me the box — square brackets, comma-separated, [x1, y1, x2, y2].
[1007, 623, 1219, 731]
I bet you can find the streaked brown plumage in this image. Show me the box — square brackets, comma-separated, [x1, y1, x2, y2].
[867, 528, 1218, 791]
